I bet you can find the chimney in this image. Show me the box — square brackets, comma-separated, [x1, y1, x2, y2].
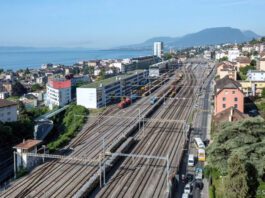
[229, 108, 233, 122]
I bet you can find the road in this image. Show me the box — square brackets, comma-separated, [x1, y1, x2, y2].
[175, 60, 215, 198]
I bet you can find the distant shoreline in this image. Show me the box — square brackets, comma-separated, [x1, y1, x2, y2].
[0, 49, 152, 71]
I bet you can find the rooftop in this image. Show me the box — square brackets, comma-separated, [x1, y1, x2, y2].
[215, 76, 242, 94]
[13, 139, 42, 150]
[0, 99, 17, 108]
[214, 107, 247, 124]
[80, 70, 147, 88]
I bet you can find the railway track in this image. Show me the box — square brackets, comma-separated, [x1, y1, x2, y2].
[0, 70, 183, 198]
[95, 67, 196, 198]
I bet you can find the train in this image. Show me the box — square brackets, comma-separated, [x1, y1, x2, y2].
[117, 94, 139, 109]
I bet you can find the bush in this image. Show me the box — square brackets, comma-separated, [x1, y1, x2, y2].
[209, 185, 216, 198]
[47, 104, 88, 152]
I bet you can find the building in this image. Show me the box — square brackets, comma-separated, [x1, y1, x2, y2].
[216, 61, 237, 80]
[46, 78, 71, 108]
[228, 47, 240, 62]
[214, 76, 244, 115]
[214, 107, 247, 125]
[13, 139, 42, 171]
[154, 42, 164, 58]
[149, 60, 171, 77]
[259, 57, 265, 71]
[36, 76, 47, 85]
[235, 56, 251, 71]
[77, 70, 148, 109]
[0, 92, 9, 99]
[131, 56, 160, 69]
[19, 94, 38, 108]
[240, 81, 265, 96]
[41, 63, 53, 69]
[203, 50, 211, 60]
[247, 70, 265, 81]
[215, 51, 227, 60]
[0, 99, 17, 122]
[242, 45, 253, 53]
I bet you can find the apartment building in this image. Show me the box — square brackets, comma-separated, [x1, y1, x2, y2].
[46, 78, 72, 108]
[77, 70, 148, 109]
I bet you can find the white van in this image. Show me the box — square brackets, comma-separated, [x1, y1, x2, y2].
[188, 154, 194, 166]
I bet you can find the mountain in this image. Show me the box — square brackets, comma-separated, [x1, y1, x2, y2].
[242, 30, 260, 39]
[118, 27, 261, 50]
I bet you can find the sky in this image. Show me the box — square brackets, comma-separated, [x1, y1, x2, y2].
[0, 0, 264, 49]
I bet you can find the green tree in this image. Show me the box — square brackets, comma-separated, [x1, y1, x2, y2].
[0, 68, 4, 74]
[219, 57, 228, 62]
[164, 53, 173, 60]
[83, 66, 89, 75]
[246, 163, 259, 197]
[250, 60, 257, 67]
[225, 154, 249, 198]
[31, 84, 43, 92]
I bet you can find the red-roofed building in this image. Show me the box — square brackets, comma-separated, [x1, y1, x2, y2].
[46, 78, 72, 108]
[13, 139, 42, 171]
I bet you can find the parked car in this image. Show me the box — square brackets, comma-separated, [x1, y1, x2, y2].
[188, 154, 195, 167]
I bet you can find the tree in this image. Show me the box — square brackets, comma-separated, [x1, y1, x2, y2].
[83, 66, 89, 75]
[164, 53, 173, 60]
[245, 163, 259, 197]
[12, 82, 27, 96]
[250, 60, 257, 67]
[219, 57, 228, 62]
[0, 68, 4, 74]
[31, 84, 43, 92]
[225, 154, 249, 198]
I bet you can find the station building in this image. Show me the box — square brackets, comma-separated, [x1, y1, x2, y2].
[149, 59, 177, 77]
[77, 70, 148, 109]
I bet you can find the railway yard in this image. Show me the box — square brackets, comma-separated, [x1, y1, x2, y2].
[0, 60, 213, 198]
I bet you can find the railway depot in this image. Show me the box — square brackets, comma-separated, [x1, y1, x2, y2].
[0, 60, 214, 198]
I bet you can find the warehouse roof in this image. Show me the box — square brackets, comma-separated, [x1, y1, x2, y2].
[80, 70, 147, 88]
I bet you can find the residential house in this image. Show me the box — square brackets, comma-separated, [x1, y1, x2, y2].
[216, 61, 237, 80]
[240, 81, 265, 96]
[247, 70, 265, 81]
[214, 76, 244, 115]
[19, 94, 38, 108]
[228, 47, 240, 61]
[259, 55, 265, 71]
[235, 56, 251, 71]
[0, 99, 17, 122]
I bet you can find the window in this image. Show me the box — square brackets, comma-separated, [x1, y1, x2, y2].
[234, 104, 238, 109]
[234, 97, 238, 102]
[223, 97, 226, 101]
[223, 104, 226, 109]
[232, 91, 235, 94]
